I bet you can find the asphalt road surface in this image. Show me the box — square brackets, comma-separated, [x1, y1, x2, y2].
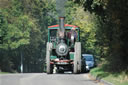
[0, 73, 101, 85]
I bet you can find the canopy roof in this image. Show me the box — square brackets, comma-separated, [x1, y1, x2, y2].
[48, 24, 79, 30]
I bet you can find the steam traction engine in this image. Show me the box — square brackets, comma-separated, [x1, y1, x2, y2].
[46, 17, 81, 74]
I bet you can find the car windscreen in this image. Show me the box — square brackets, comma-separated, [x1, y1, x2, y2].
[83, 55, 94, 61]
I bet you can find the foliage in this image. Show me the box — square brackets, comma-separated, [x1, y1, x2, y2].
[72, 7, 97, 54]
[74, 0, 128, 72]
[0, 0, 44, 72]
[0, 0, 34, 50]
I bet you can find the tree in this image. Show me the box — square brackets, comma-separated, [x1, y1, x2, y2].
[74, 0, 128, 72]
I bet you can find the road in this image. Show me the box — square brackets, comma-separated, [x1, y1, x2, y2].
[0, 73, 100, 85]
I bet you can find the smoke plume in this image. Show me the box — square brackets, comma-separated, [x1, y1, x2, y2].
[56, 0, 67, 17]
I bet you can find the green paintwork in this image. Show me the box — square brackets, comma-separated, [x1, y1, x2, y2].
[69, 52, 74, 60]
[53, 42, 56, 48]
[50, 55, 57, 60]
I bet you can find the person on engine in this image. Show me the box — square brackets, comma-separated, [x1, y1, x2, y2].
[68, 26, 77, 45]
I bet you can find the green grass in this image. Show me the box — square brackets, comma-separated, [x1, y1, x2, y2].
[90, 67, 128, 85]
[0, 72, 9, 74]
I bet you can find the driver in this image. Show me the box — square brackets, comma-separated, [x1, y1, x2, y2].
[68, 26, 77, 40]
[67, 26, 77, 45]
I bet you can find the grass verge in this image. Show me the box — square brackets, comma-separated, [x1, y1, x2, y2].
[90, 67, 128, 85]
[0, 72, 9, 74]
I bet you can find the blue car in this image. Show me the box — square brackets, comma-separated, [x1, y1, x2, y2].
[82, 54, 95, 71]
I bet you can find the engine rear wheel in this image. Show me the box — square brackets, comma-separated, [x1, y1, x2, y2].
[76, 42, 81, 73]
[46, 42, 53, 74]
[73, 42, 81, 74]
